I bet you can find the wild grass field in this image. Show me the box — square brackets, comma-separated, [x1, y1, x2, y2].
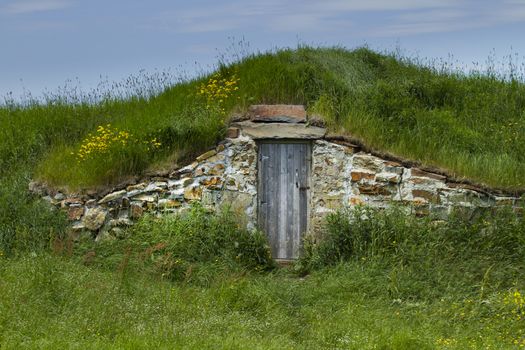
[2, 207, 525, 349]
[1, 45, 525, 349]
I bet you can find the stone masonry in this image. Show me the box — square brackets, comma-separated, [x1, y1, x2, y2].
[30, 105, 524, 241]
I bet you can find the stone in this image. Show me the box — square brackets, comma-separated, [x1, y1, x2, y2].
[54, 192, 65, 201]
[206, 154, 226, 163]
[410, 168, 446, 181]
[209, 163, 225, 175]
[184, 186, 202, 201]
[358, 184, 391, 196]
[248, 104, 306, 123]
[200, 176, 222, 189]
[349, 196, 365, 206]
[495, 197, 515, 206]
[226, 127, 240, 138]
[127, 183, 146, 192]
[67, 206, 84, 221]
[158, 199, 182, 208]
[178, 162, 198, 175]
[196, 150, 217, 162]
[109, 218, 133, 227]
[353, 154, 383, 173]
[28, 181, 46, 195]
[98, 190, 127, 204]
[350, 171, 375, 182]
[376, 173, 400, 184]
[320, 194, 343, 210]
[70, 222, 86, 232]
[194, 165, 209, 177]
[168, 188, 185, 200]
[134, 194, 157, 202]
[216, 144, 225, 152]
[144, 182, 166, 192]
[232, 121, 325, 139]
[412, 189, 441, 204]
[82, 207, 107, 231]
[130, 203, 144, 219]
[220, 191, 253, 215]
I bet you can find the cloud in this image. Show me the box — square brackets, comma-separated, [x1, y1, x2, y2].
[140, 0, 525, 37]
[1, 0, 71, 15]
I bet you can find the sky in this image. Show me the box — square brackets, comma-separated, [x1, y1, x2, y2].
[1, 0, 525, 100]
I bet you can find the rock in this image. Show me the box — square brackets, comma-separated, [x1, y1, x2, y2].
[168, 188, 185, 200]
[358, 184, 391, 196]
[178, 162, 198, 175]
[216, 144, 225, 152]
[220, 191, 253, 215]
[28, 181, 46, 195]
[130, 203, 144, 219]
[196, 150, 217, 162]
[206, 154, 226, 163]
[53, 193, 65, 202]
[410, 168, 446, 181]
[127, 183, 146, 192]
[412, 189, 441, 204]
[109, 218, 133, 227]
[82, 207, 107, 231]
[184, 186, 202, 201]
[67, 206, 84, 221]
[144, 182, 166, 192]
[98, 190, 127, 204]
[248, 105, 306, 123]
[349, 196, 365, 206]
[158, 199, 182, 208]
[200, 176, 222, 189]
[353, 154, 383, 173]
[232, 121, 325, 139]
[194, 165, 209, 177]
[376, 173, 400, 184]
[134, 194, 157, 202]
[209, 163, 225, 175]
[226, 127, 240, 138]
[350, 171, 375, 182]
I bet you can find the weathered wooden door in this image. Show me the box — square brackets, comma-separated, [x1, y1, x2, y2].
[257, 141, 311, 260]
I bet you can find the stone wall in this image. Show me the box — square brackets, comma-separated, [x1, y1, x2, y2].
[310, 139, 523, 231]
[31, 106, 523, 241]
[31, 134, 259, 241]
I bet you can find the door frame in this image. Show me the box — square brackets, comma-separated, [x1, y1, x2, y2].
[256, 139, 312, 260]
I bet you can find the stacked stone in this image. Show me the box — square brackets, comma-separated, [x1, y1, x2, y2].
[33, 134, 259, 241]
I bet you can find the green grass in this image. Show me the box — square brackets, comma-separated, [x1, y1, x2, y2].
[2, 206, 525, 349]
[2, 45, 525, 348]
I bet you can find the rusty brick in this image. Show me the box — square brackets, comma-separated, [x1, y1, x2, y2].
[358, 184, 391, 196]
[248, 104, 306, 123]
[351, 171, 375, 182]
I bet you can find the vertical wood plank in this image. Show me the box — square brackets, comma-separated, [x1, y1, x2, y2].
[257, 141, 311, 260]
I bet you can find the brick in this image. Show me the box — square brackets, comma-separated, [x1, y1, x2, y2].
[248, 105, 306, 123]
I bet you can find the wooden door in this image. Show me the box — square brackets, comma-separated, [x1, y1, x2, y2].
[257, 141, 311, 260]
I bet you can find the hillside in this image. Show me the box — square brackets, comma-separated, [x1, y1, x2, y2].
[2, 47, 525, 349]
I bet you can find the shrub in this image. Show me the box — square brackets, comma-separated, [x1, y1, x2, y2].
[74, 205, 274, 284]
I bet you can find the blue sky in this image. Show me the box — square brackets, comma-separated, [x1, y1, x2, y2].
[1, 0, 525, 100]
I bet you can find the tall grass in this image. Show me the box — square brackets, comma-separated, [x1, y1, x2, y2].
[2, 207, 525, 348]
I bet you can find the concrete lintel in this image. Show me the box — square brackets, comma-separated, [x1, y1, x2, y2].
[233, 121, 326, 140]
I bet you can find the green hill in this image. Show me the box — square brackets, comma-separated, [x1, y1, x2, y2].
[2, 46, 525, 349]
[2, 46, 525, 193]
